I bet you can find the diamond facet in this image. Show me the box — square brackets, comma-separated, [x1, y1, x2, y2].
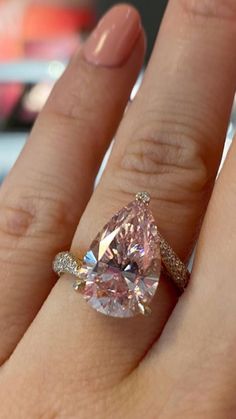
[79, 199, 161, 318]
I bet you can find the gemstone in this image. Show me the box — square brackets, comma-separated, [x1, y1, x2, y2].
[79, 199, 161, 318]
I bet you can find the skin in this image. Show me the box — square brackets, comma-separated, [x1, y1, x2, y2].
[1, 1, 236, 417]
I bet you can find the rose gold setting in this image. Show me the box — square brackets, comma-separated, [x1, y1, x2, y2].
[53, 192, 190, 318]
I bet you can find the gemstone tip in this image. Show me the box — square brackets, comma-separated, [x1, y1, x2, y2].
[135, 191, 151, 204]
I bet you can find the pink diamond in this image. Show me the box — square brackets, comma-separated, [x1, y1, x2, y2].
[79, 199, 161, 318]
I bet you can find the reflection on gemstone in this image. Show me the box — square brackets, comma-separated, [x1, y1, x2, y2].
[80, 199, 161, 318]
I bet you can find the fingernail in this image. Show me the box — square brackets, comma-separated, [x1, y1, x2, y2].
[83, 5, 142, 67]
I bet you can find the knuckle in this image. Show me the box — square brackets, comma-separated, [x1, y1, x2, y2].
[116, 130, 210, 206]
[47, 57, 111, 125]
[0, 188, 74, 242]
[47, 62, 93, 122]
[181, 0, 236, 20]
[0, 203, 34, 239]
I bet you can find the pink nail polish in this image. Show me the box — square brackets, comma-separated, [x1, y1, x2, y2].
[83, 5, 142, 67]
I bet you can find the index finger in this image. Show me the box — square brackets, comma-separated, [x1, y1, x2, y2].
[0, 5, 145, 364]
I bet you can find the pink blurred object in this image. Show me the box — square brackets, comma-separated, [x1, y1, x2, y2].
[0, 84, 22, 118]
[25, 35, 81, 60]
[0, 1, 96, 60]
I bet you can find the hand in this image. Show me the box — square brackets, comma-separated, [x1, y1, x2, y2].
[1, 2, 236, 418]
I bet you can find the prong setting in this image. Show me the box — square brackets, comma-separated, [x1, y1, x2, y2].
[135, 191, 151, 205]
[73, 280, 85, 292]
[138, 302, 152, 316]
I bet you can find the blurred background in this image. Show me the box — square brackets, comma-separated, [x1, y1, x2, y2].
[0, 0, 234, 183]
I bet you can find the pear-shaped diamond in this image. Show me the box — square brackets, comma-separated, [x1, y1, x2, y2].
[79, 199, 161, 317]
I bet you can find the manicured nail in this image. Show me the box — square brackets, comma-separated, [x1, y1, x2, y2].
[83, 5, 142, 67]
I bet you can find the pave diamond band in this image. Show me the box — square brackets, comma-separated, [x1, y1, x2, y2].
[159, 238, 190, 290]
[53, 192, 190, 318]
[53, 252, 82, 278]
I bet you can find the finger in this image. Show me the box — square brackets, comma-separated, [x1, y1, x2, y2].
[4, 0, 236, 408]
[0, 5, 145, 363]
[141, 135, 236, 417]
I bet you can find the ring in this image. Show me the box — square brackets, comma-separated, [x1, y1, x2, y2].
[53, 192, 190, 318]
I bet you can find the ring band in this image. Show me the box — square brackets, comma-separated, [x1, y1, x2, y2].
[53, 192, 190, 318]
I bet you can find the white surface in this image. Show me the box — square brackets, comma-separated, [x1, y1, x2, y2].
[0, 60, 66, 83]
[0, 133, 26, 179]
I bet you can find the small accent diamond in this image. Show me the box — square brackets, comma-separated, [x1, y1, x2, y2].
[135, 191, 151, 204]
